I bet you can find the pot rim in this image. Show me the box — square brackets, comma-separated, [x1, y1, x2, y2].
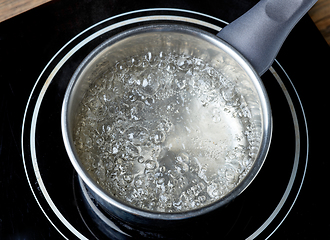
[61, 23, 272, 221]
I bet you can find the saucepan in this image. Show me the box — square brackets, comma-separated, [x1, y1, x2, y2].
[61, 0, 316, 228]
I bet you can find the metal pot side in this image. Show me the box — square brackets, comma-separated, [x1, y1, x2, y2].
[61, 24, 272, 228]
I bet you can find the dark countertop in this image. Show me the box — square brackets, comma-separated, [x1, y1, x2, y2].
[1, 0, 329, 239]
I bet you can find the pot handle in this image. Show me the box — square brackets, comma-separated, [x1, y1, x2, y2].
[217, 0, 317, 76]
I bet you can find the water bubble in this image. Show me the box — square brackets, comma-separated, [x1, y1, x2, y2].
[131, 55, 143, 67]
[157, 118, 172, 133]
[225, 168, 237, 183]
[193, 57, 205, 71]
[177, 56, 192, 71]
[145, 52, 158, 67]
[146, 172, 155, 183]
[206, 66, 217, 77]
[125, 142, 140, 159]
[110, 140, 123, 155]
[174, 72, 187, 89]
[134, 175, 146, 188]
[145, 159, 157, 170]
[125, 125, 149, 146]
[151, 145, 161, 158]
[115, 60, 129, 74]
[173, 199, 182, 210]
[158, 60, 167, 69]
[139, 71, 160, 96]
[221, 86, 236, 102]
[134, 156, 144, 165]
[95, 137, 104, 147]
[98, 89, 113, 104]
[153, 130, 166, 144]
[123, 174, 134, 183]
[159, 51, 166, 61]
[166, 61, 177, 73]
[159, 165, 166, 173]
[97, 120, 113, 135]
[198, 195, 206, 203]
[130, 100, 145, 120]
[85, 97, 104, 115]
[174, 175, 187, 190]
[174, 161, 189, 174]
[207, 182, 221, 198]
[177, 152, 189, 163]
[157, 177, 166, 184]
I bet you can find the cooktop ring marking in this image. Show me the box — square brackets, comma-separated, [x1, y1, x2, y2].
[247, 62, 308, 240]
[21, 9, 308, 239]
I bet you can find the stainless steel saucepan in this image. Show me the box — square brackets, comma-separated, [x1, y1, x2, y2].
[61, 0, 316, 228]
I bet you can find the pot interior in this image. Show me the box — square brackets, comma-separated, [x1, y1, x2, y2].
[63, 24, 271, 215]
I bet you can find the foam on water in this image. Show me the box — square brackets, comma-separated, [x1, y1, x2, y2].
[73, 51, 261, 212]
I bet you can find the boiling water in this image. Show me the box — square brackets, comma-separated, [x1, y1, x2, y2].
[73, 52, 261, 212]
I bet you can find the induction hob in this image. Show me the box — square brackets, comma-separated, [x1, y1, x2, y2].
[1, 0, 329, 239]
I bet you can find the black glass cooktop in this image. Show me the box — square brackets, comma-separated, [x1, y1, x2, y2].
[1, 0, 329, 239]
